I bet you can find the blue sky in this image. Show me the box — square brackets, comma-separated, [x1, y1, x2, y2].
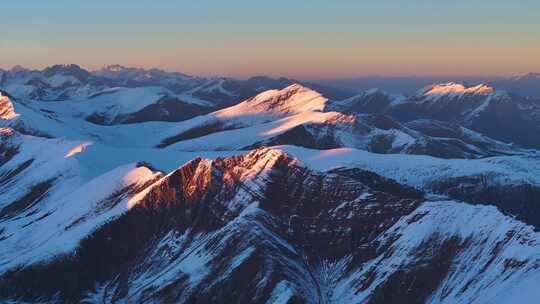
[1, 1, 539, 78]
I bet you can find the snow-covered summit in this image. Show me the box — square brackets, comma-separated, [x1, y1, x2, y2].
[0, 91, 17, 119]
[217, 83, 329, 118]
[8, 65, 33, 74]
[419, 82, 495, 98]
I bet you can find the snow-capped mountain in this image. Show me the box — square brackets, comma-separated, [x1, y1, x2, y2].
[336, 82, 540, 150]
[419, 82, 495, 97]
[0, 91, 17, 120]
[2, 72, 540, 303]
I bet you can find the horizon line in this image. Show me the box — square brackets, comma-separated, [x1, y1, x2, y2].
[0, 63, 537, 81]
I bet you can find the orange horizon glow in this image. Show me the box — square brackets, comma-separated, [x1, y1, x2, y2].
[2, 1, 539, 79]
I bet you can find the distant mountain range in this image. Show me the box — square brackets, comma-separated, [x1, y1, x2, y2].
[0, 64, 354, 106]
[2, 65, 540, 303]
[314, 73, 540, 98]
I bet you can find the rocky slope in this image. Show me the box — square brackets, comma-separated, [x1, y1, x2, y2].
[0, 91, 17, 120]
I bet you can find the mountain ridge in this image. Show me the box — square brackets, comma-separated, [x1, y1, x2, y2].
[2, 146, 540, 303]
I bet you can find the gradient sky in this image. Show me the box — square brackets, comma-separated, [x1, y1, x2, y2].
[1, 0, 539, 78]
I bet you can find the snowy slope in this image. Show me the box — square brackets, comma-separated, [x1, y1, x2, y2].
[0, 129, 162, 272]
[156, 84, 339, 147]
[0, 91, 217, 147]
[279, 145, 540, 227]
[73, 86, 213, 123]
[330, 88, 407, 114]
[2, 148, 540, 303]
[278, 145, 540, 189]
[332, 199, 540, 304]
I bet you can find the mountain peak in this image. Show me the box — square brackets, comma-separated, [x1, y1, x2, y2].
[42, 64, 86, 73]
[420, 82, 495, 97]
[42, 64, 91, 82]
[282, 83, 310, 91]
[93, 65, 146, 79]
[251, 83, 327, 110]
[218, 84, 328, 118]
[243, 147, 293, 164]
[8, 65, 32, 74]
[0, 91, 18, 120]
[128, 147, 293, 210]
[253, 83, 324, 103]
[103, 64, 128, 72]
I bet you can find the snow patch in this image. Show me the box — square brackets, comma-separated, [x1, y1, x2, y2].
[64, 142, 92, 158]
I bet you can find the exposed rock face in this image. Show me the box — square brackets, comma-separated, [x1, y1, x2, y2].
[426, 175, 540, 228]
[0, 128, 20, 168]
[1, 149, 540, 303]
[0, 91, 17, 120]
